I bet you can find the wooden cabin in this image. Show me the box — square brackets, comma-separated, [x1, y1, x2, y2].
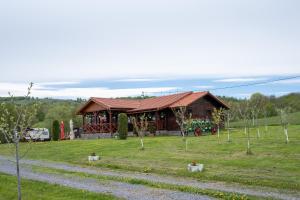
[76, 91, 229, 135]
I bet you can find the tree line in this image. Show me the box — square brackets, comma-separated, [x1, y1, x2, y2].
[0, 97, 84, 143]
[219, 92, 300, 120]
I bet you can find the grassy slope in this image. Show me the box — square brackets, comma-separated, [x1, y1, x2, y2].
[230, 111, 300, 127]
[0, 173, 119, 200]
[0, 125, 299, 191]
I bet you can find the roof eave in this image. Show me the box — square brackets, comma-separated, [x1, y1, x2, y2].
[76, 98, 111, 115]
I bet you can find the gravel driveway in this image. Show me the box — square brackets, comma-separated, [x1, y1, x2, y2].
[0, 155, 299, 200]
[0, 156, 212, 200]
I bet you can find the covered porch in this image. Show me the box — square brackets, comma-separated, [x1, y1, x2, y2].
[82, 110, 118, 134]
[127, 110, 168, 132]
[82, 110, 169, 134]
[76, 97, 139, 135]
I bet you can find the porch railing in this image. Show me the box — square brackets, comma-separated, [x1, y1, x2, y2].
[83, 119, 166, 134]
[83, 123, 117, 134]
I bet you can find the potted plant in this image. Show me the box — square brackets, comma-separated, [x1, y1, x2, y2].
[187, 161, 204, 172]
[88, 152, 100, 161]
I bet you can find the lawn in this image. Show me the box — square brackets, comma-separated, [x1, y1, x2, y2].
[0, 125, 299, 191]
[0, 173, 120, 200]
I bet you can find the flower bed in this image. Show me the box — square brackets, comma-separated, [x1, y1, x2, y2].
[187, 119, 214, 136]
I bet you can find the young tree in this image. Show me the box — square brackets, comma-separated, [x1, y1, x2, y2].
[224, 102, 237, 142]
[237, 99, 253, 155]
[131, 114, 148, 150]
[212, 107, 224, 144]
[278, 108, 290, 144]
[224, 110, 232, 142]
[0, 83, 37, 200]
[249, 93, 267, 139]
[263, 110, 268, 134]
[172, 106, 190, 151]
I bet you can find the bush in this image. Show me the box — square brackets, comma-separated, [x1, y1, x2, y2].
[118, 113, 128, 139]
[52, 120, 60, 141]
[0, 133, 8, 144]
[148, 124, 156, 134]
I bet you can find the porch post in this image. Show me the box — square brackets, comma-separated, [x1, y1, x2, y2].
[82, 114, 85, 126]
[93, 112, 97, 125]
[155, 111, 159, 131]
[109, 110, 112, 135]
[82, 114, 85, 133]
[165, 114, 167, 130]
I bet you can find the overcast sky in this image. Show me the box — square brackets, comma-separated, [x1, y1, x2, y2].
[0, 0, 299, 98]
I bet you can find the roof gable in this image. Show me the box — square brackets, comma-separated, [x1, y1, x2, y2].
[77, 99, 108, 114]
[169, 92, 208, 108]
[170, 91, 229, 109]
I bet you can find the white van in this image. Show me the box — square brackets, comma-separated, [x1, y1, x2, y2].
[25, 128, 50, 141]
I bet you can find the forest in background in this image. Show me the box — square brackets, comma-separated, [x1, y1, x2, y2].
[0, 92, 299, 137]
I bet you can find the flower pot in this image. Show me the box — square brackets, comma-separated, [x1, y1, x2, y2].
[88, 155, 100, 161]
[187, 163, 204, 172]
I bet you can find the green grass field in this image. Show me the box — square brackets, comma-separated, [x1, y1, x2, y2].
[0, 173, 119, 200]
[0, 125, 299, 191]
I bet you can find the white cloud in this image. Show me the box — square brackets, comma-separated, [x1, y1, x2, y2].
[0, 82, 44, 96]
[36, 81, 79, 86]
[32, 87, 179, 99]
[112, 78, 160, 82]
[0, 82, 178, 99]
[214, 78, 266, 83]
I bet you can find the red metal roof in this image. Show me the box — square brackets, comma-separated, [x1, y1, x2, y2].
[92, 97, 141, 109]
[129, 92, 192, 112]
[77, 91, 228, 114]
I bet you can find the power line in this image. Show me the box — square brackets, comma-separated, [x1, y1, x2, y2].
[208, 75, 300, 91]
[143, 75, 300, 96]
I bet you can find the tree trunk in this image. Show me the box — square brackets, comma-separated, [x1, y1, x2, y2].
[181, 126, 187, 151]
[217, 125, 220, 144]
[284, 128, 289, 144]
[227, 129, 230, 142]
[140, 138, 144, 149]
[246, 127, 251, 155]
[227, 114, 230, 142]
[15, 131, 22, 200]
[264, 114, 268, 134]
